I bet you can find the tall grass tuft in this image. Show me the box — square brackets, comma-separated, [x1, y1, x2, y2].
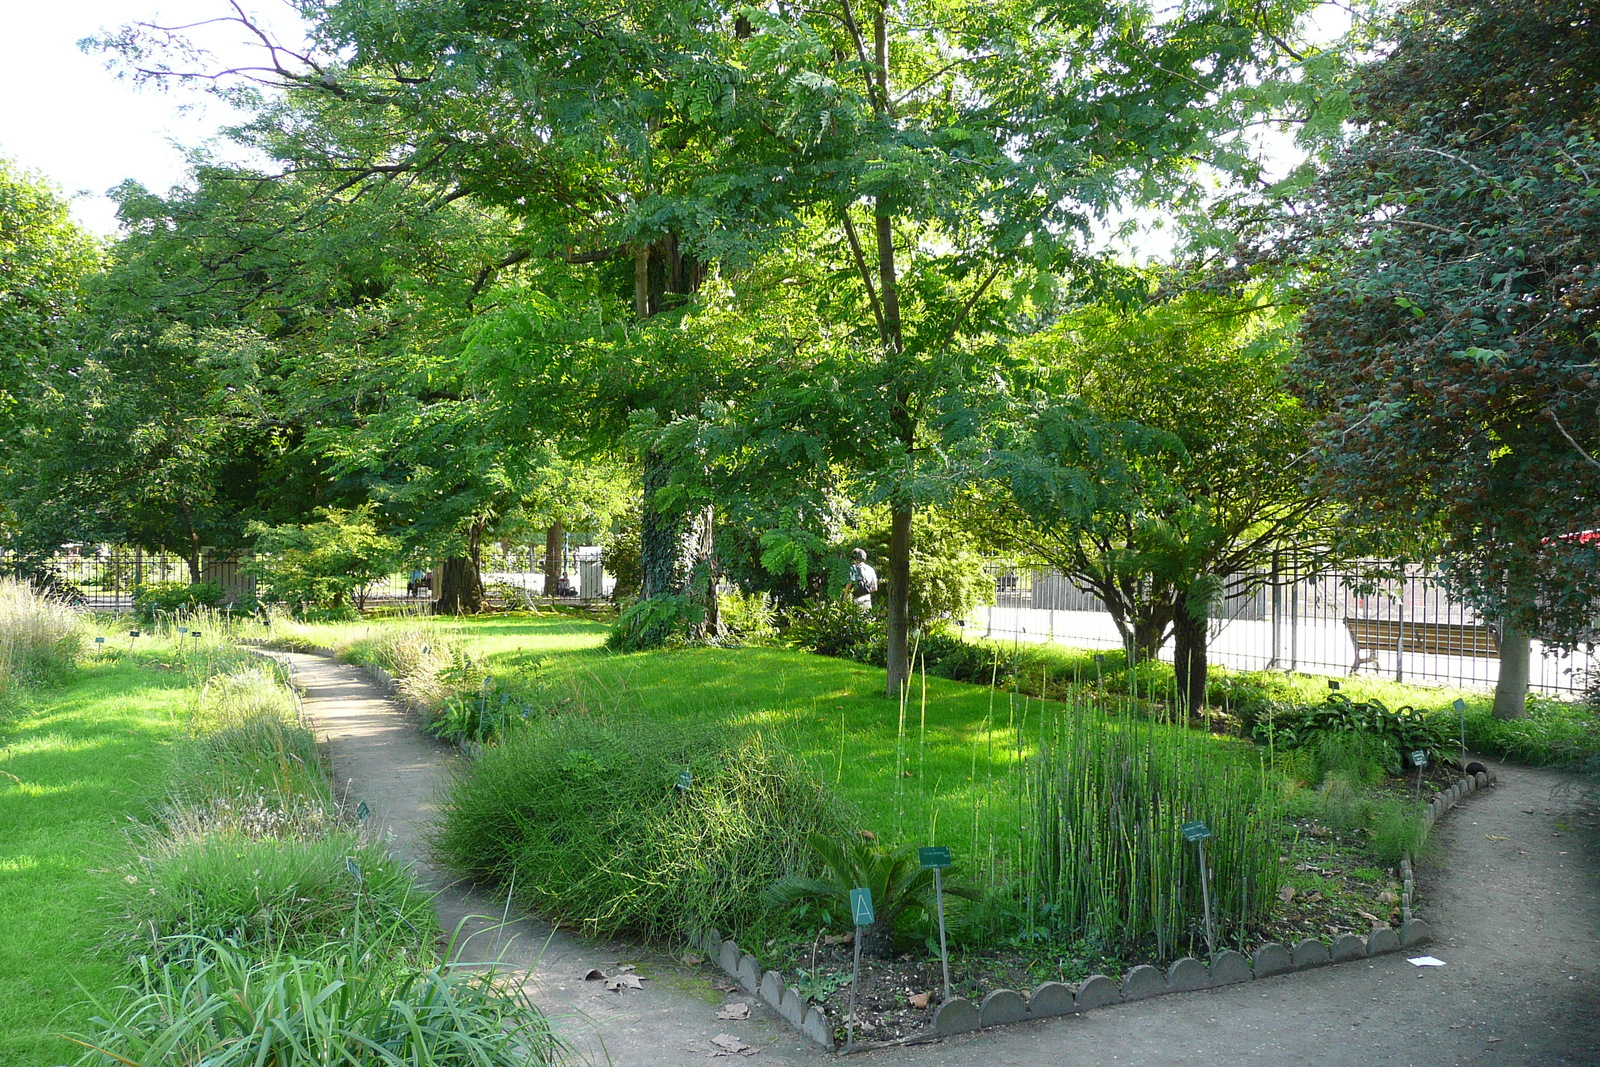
[1030, 700, 1284, 959]
[0, 576, 81, 691]
[433, 716, 851, 942]
[69, 939, 567, 1066]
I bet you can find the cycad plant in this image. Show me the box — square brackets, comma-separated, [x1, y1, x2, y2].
[766, 834, 979, 959]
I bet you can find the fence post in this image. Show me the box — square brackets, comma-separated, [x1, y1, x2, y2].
[1269, 551, 1282, 670]
[1395, 594, 1406, 683]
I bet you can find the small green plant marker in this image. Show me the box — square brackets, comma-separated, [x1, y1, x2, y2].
[1411, 749, 1428, 799]
[1180, 821, 1216, 960]
[356, 801, 371, 822]
[345, 857, 363, 883]
[847, 886, 874, 1049]
[920, 847, 953, 1000]
[1327, 679, 1340, 691]
[676, 769, 692, 793]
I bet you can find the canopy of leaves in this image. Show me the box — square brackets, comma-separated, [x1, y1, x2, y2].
[1291, 0, 1600, 644]
[982, 285, 1323, 658]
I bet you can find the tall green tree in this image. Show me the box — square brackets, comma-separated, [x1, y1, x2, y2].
[1288, 0, 1600, 717]
[0, 159, 101, 535]
[980, 287, 1324, 711]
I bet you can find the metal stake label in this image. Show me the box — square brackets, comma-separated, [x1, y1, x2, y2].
[1180, 821, 1214, 843]
[849, 887, 875, 927]
[918, 846, 952, 869]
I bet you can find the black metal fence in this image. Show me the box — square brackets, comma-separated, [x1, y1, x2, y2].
[3, 545, 614, 611]
[977, 557, 1596, 696]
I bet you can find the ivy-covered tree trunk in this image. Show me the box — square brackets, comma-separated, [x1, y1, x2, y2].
[633, 237, 717, 635]
[434, 522, 486, 614]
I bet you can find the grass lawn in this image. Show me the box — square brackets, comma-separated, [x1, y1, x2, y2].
[0, 650, 190, 1065]
[271, 612, 1277, 885]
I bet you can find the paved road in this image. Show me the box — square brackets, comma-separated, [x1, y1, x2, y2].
[268, 651, 1600, 1067]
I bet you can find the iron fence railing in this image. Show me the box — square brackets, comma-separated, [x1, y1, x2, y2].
[975, 557, 1596, 697]
[3, 546, 615, 611]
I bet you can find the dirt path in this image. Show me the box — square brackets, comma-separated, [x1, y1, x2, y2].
[269, 651, 1600, 1067]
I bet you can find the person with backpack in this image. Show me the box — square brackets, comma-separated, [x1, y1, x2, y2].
[846, 548, 878, 608]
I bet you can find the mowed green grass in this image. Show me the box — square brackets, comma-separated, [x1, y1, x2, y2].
[288, 613, 1263, 883]
[0, 653, 189, 1065]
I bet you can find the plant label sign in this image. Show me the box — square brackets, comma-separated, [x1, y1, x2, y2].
[918, 846, 952, 870]
[1410, 750, 1429, 769]
[356, 801, 371, 822]
[1452, 699, 1466, 713]
[676, 770, 692, 793]
[850, 887, 875, 927]
[1180, 821, 1214, 843]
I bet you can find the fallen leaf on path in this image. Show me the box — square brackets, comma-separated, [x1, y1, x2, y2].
[583, 969, 606, 981]
[1486, 834, 1507, 841]
[716, 1003, 752, 1021]
[1377, 890, 1399, 905]
[604, 972, 647, 993]
[710, 1033, 758, 1056]
[909, 992, 931, 1010]
[1278, 885, 1296, 903]
[682, 952, 705, 966]
[715, 980, 739, 993]
[822, 931, 854, 946]
[1357, 910, 1381, 924]
[1304, 891, 1323, 904]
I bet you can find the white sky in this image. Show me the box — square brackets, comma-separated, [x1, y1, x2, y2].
[0, 0, 304, 235]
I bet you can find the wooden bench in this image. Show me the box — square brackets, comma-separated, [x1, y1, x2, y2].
[1343, 617, 1499, 675]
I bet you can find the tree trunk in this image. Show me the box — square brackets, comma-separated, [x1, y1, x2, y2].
[434, 523, 486, 615]
[544, 521, 564, 598]
[1493, 623, 1531, 719]
[1171, 594, 1209, 716]
[884, 500, 914, 699]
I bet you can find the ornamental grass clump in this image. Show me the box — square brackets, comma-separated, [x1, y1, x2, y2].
[1030, 704, 1284, 960]
[0, 575, 81, 688]
[69, 939, 566, 1067]
[433, 716, 851, 941]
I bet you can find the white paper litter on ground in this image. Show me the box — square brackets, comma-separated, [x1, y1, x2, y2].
[1408, 956, 1446, 967]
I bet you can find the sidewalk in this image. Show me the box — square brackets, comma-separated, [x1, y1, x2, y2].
[269, 651, 1600, 1067]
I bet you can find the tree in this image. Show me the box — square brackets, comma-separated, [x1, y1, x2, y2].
[245, 504, 398, 612]
[0, 159, 101, 531]
[1289, 0, 1600, 717]
[980, 287, 1325, 711]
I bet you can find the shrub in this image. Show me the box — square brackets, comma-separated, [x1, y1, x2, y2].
[109, 831, 435, 964]
[717, 589, 780, 646]
[0, 575, 81, 687]
[607, 594, 705, 651]
[69, 941, 565, 1067]
[786, 597, 884, 662]
[133, 580, 232, 622]
[245, 504, 399, 613]
[432, 718, 851, 941]
[1253, 693, 1448, 771]
[915, 627, 1019, 687]
[1462, 693, 1600, 768]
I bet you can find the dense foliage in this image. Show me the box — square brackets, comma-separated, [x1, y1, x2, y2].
[1292, 0, 1600, 647]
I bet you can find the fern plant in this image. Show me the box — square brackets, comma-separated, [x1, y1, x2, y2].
[765, 834, 979, 959]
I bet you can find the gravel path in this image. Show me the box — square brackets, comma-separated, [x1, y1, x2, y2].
[267, 650, 1600, 1067]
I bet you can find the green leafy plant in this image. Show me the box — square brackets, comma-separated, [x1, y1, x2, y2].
[133, 580, 232, 623]
[765, 834, 980, 959]
[607, 594, 705, 651]
[785, 598, 883, 662]
[1254, 693, 1447, 771]
[245, 504, 399, 614]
